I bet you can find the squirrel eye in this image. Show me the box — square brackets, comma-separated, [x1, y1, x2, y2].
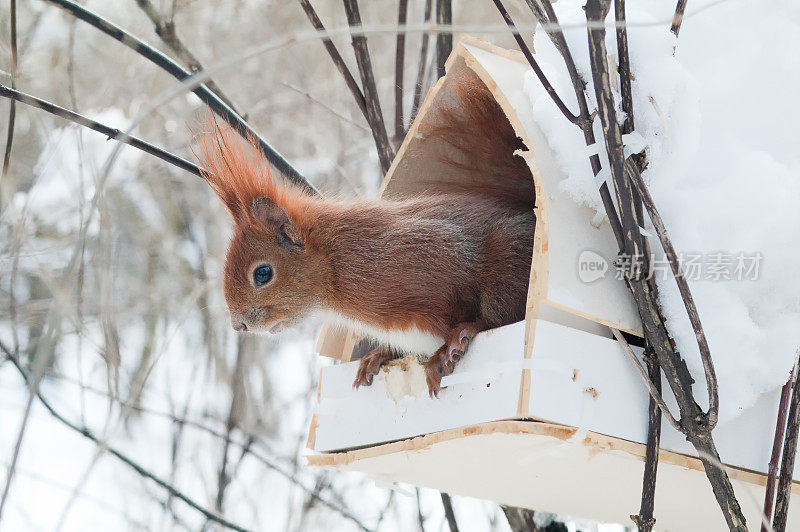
[253, 265, 273, 286]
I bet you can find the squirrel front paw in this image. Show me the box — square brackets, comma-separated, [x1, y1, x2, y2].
[426, 320, 486, 398]
[353, 347, 394, 389]
[442, 320, 485, 372]
[424, 347, 447, 398]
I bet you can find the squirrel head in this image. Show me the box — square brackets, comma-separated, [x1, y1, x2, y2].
[195, 116, 326, 334]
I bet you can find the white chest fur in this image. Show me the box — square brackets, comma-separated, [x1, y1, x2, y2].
[317, 310, 444, 357]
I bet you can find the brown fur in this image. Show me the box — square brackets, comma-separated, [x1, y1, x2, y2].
[416, 77, 535, 208]
[195, 81, 535, 348]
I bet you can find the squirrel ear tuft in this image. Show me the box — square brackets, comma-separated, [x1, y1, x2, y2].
[252, 197, 304, 251]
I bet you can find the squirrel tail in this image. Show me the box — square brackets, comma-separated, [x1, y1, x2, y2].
[417, 76, 535, 208]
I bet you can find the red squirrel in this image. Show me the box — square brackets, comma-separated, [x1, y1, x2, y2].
[196, 79, 535, 397]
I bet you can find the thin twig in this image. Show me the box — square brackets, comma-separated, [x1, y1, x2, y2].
[0, 345, 252, 532]
[374, 490, 396, 529]
[631, 345, 661, 532]
[435, 0, 452, 78]
[0, 388, 35, 521]
[492, 0, 582, 125]
[671, 0, 689, 36]
[0, 83, 205, 178]
[586, 7, 643, 264]
[501, 506, 539, 532]
[614, 0, 647, 256]
[611, 328, 681, 431]
[133, 0, 242, 114]
[612, 3, 659, 529]
[440, 492, 459, 532]
[14, 357, 294, 461]
[297, 0, 368, 119]
[614, 0, 634, 136]
[773, 359, 800, 532]
[280, 81, 369, 131]
[522, 0, 625, 249]
[342, 0, 395, 174]
[214, 339, 247, 516]
[394, 0, 409, 143]
[40, 0, 310, 189]
[1, 0, 18, 207]
[625, 158, 719, 429]
[410, 0, 432, 125]
[763, 376, 793, 531]
[586, 2, 745, 528]
[415, 487, 425, 531]
[2, 345, 372, 532]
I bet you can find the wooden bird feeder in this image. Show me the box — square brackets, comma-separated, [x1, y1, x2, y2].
[306, 36, 799, 530]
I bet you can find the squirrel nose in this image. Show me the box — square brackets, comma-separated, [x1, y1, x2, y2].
[233, 321, 248, 332]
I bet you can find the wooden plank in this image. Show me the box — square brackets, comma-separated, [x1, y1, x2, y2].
[313, 322, 526, 452]
[307, 420, 800, 531]
[315, 322, 347, 359]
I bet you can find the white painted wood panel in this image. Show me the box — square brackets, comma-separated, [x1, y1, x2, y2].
[314, 322, 525, 452]
[310, 422, 798, 532]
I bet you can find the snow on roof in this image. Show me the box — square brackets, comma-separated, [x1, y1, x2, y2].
[523, 0, 800, 423]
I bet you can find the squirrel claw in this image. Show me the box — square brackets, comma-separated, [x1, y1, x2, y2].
[352, 348, 393, 390]
[426, 320, 486, 395]
[427, 372, 442, 398]
[444, 322, 483, 370]
[352, 371, 373, 389]
[443, 348, 464, 376]
[424, 347, 446, 398]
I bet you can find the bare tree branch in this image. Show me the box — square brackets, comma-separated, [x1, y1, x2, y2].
[635, 390, 663, 527]
[614, 0, 635, 136]
[342, 0, 395, 174]
[435, 0, 452, 78]
[610, 3, 660, 529]
[40, 0, 311, 190]
[626, 161, 719, 428]
[585, 2, 745, 528]
[374, 490, 396, 529]
[522, 0, 624, 248]
[440, 492, 459, 532]
[394, 0, 409, 144]
[615, 0, 718, 439]
[410, 0, 433, 125]
[297, 0, 368, 119]
[0, 83, 205, 178]
[671, 0, 689, 37]
[415, 487, 426, 531]
[763, 375, 793, 532]
[0, 387, 35, 522]
[631, 345, 661, 532]
[501, 506, 539, 531]
[0, 0, 18, 209]
[492, 0, 582, 125]
[214, 339, 248, 516]
[773, 359, 800, 532]
[611, 328, 681, 431]
[133, 0, 242, 114]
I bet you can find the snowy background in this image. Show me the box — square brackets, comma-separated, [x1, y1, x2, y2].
[1, 0, 798, 531]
